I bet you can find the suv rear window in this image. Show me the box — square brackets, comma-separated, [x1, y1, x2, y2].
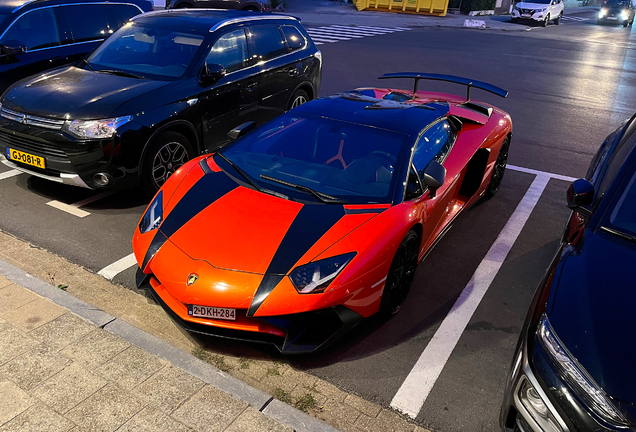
[108, 4, 144, 27]
[281, 25, 305, 51]
[1, 8, 61, 50]
[62, 4, 114, 43]
[248, 25, 286, 62]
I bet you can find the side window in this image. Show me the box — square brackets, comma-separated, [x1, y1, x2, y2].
[412, 121, 453, 179]
[107, 4, 143, 28]
[62, 4, 114, 43]
[248, 25, 286, 63]
[405, 165, 424, 200]
[1, 8, 60, 50]
[281, 25, 306, 52]
[206, 29, 249, 73]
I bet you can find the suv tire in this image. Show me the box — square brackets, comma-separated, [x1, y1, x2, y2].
[141, 131, 194, 195]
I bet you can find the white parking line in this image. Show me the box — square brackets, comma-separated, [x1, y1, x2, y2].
[98, 253, 137, 280]
[391, 173, 553, 418]
[0, 169, 22, 180]
[46, 190, 117, 218]
[508, 164, 576, 182]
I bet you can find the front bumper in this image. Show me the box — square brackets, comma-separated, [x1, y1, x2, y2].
[512, 10, 548, 22]
[136, 267, 364, 354]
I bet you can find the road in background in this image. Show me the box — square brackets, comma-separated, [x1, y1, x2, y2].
[0, 14, 634, 431]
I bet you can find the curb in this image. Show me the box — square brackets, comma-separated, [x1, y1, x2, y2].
[0, 257, 340, 432]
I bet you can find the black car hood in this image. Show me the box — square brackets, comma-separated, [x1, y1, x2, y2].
[1, 66, 170, 119]
[547, 230, 636, 411]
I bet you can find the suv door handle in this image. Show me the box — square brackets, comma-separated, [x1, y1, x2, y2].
[49, 56, 69, 64]
[246, 82, 257, 91]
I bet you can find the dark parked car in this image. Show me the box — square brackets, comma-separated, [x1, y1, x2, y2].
[0, 0, 153, 94]
[597, 0, 635, 26]
[0, 10, 321, 192]
[500, 114, 636, 432]
[167, 0, 271, 12]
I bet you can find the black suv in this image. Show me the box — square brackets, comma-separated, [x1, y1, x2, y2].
[0, 0, 153, 94]
[167, 0, 271, 12]
[0, 10, 322, 192]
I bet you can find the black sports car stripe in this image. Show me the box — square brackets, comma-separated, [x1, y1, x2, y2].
[141, 170, 238, 270]
[247, 204, 346, 316]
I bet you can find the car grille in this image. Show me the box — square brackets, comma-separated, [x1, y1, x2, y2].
[0, 106, 66, 130]
[0, 129, 68, 159]
[519, 8, 534, 14]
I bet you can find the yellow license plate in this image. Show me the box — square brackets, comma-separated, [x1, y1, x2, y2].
[6, 148, 46, 169]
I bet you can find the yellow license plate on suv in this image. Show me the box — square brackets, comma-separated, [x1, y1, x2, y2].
[6, 148, 46, 169]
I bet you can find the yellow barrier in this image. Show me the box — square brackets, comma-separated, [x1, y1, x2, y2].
[355, 0, 448, 16]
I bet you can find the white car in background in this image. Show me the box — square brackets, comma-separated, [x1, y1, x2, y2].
[511, 0, 564, 26]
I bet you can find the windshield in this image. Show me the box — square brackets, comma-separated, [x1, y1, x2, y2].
[607, 170, 636, 238]
[87, 23, 205, 79]
[522, 0, 551, 4]
[220, 114, 409, 204]
[605, 0, 628, 6]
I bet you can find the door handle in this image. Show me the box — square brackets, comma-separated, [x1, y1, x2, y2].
[246, 82, 257, 91]
[49, 56, 69, 64]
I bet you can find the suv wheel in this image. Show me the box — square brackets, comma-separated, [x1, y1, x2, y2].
[287, 89, 309, 111]
[554, 12, 561, 24]
[141, 131, 194, 194]
[542, 14, 549, 26]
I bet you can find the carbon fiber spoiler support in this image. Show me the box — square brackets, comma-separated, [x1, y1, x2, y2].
[378, 72, 509, 101]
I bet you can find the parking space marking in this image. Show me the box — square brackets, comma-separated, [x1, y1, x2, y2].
[46, 190, 117, 218]
[391, 173, 552, 418]
[561, 16, 590, 22]
[0, 169, 22, 181]
[508, 164, 576, 182]
[307, 25, 410, 46]
[98, 253, 137, 280]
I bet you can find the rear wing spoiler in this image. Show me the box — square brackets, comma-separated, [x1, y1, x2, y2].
[378, 73, 508, 101]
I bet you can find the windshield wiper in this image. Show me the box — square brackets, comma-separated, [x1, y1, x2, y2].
[260, 174, 345, 203]
[82, 58, 94, 71]
[96, 69, 144, 79]
[216, 153, 261, 191]
[600, 226, 636, 243]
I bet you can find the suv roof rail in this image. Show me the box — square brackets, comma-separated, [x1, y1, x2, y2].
[209, 14, 299, 32]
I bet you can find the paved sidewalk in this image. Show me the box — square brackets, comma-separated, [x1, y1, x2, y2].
[0, 275, 309, 432]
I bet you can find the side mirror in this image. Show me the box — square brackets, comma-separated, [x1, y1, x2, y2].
[227, 121, 255, 140]
[0, 43, 26, 60]
[422, 160, 446, 198]
[200, 63, 225, 86]
[566, 178, 594, 220]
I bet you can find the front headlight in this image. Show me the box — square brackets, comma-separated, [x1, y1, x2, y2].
[621, 9, 629, 18]
[599, 8, 608, 17]
[64, 115, 132, 139]
[537, 314, 629, 427]
[289, 252, 356, 294]
[537, 8, 546, 12]
[139, 191, 163, 234]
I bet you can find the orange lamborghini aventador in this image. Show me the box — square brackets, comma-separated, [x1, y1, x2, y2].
[132, 73, 512, 353]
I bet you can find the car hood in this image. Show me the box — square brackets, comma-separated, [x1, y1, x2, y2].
[1, 66, 170, 120]
[515, 2, 552, 8]
[142, 159, 380, 276]
[547, 231, 636, 410]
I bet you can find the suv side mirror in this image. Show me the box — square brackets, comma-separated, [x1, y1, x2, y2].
[0, 43, 26, 60]
[200, 63, 225, 86]
[422, 160, 446, 198]
[227, 121, 255, 140]
[567, 178, 594, 220]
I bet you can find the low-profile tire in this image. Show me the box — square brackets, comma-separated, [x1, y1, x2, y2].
[242, 5, 259, 11]
[378, 230, 419, 318]
[287, 89, 309, 111]
[542, 14, 549, 26]
[484, 138, 510, 199]
[140, 131, 194, 195]
[554, 12, 561, 24]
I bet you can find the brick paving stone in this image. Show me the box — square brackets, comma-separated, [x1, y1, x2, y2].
[1, 296, 66, 331]
[32, 363, 108, 414]
[96, 345, 166, 390]
[225, 406, 293, 432]
[0, 275, 13, 290]
[117, 406, 191, 432]
[0, 380, 34, 425]
[29, 313, 95, 352]
[0, 321, 39, 365]
[60, 329, 130, 368]
[344, 394, 382, 418]
[0, 344, 72, 391]
[0, 284, 39, 314]
[133, 365, 205, 412]
[65, 383, 145, 432]
[171, 385, 248, 432]
[315, 399, 362, 431]
[0, 404, 74, 432]
[313, 380, 348, 403]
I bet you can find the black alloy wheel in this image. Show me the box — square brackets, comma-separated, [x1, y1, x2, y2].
[379, 230, 420, 317]
[287, 89, 309, 111]
[485, 138, 510, 198]
[141, 131, 194, 194]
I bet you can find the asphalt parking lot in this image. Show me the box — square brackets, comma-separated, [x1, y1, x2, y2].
[1, 8, 635, 431]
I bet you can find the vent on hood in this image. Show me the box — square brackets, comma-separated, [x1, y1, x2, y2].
[457, 101, 493, 118]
